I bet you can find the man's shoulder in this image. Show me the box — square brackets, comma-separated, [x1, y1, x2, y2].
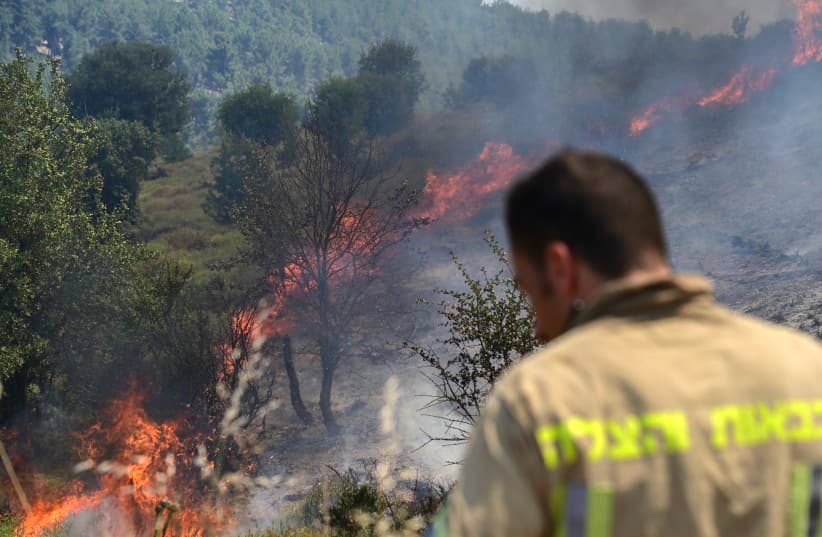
[498, 318, 627, 387]
[492, 308, 822, 424]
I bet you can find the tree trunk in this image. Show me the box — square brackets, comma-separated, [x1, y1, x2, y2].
[319, 360, 339, 435]
[318, 331, 339, 435]
[282, 335, 313, 425]
[317, 273, 339, 435]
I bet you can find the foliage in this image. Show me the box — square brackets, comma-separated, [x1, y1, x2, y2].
[294, 463, 448, 537]
[1, 0, 791, 147]
[205, 135, 254, 224]
[311, 76, 369, 153]
[0, 51, 144, 416]
[67, 40, 190, 135]
[0, 515, 17, 537]
[207, 86, 300, 222]
[218, 85, 300, 148]
[733, 11, 750, 40]
[89, 117, 157, 218]
[135, 147, 251, 287]
[447, 55, 535, 109]
[357, 40, 425, 137]
[406, 233, 537, 444]
[0, 52, 242, 432]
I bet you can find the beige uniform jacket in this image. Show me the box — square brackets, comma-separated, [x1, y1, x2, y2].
[434, 276, 822, 537]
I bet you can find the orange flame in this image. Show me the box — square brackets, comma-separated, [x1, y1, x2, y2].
[628, 65, 778, 135]
[416, 142, 531, 222]
[629, 99, 676, 136]
[250, 212, 386, 341]
[697, 66, 779, 107]
[791, 0, 822, 64]
[20, 388, 229, 537]
[628, 0, 822, 135]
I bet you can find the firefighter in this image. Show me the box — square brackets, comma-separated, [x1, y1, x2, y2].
[431, 149, 822, 537]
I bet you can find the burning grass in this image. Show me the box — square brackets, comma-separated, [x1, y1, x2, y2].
[3, 369, 449, 537]
[17, 387, 228, 537]
[630, 0, 822, 136]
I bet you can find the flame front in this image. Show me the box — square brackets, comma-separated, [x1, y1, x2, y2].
[20, 388, 228, 537]
[697, 66, 779, 108]
[629, 0, 822, 135]
[416, 142, 531, 222]
[791, 0, 822, 64]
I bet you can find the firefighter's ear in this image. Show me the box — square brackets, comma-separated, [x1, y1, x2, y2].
[543, 241, 576, 295]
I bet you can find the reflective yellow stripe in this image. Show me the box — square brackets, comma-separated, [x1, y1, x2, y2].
[586, 485, 613, 537]
[790, 464, 811, 537]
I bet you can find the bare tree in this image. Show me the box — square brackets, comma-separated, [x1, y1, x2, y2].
[238, 106, 423, 434]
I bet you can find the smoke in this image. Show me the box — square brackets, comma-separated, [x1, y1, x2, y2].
[507, 0, 794, 35]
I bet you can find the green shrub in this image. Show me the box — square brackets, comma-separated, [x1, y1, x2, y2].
[290, 463, 448, 537]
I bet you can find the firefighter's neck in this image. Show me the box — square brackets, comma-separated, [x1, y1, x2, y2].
[574, 253, 673, 306]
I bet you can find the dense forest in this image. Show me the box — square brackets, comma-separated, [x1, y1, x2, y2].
[0, 0, 795, 143]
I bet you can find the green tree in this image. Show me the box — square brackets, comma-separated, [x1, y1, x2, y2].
[8, 1, 40, 53]
[217, 84, 299, 147]
[90, 118, 158, 218]
[311, 76, 369, 153]
[205, 134, 253, 224]
[357, 39, 425, 136]
[67, 40, 191, 157]
[206, 85, 300, 223]
[448, 55, 534, 108]
[406, 234, 537, 444]
[0, 52, 140, 417]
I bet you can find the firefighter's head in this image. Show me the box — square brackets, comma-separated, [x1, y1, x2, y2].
[505, 149, 670, 343]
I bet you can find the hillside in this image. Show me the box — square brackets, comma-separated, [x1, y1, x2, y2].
[136, 149, 243, 280]
[2, 0, 782, 142]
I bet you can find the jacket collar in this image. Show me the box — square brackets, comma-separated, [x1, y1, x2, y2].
[572, 274, 715, 327]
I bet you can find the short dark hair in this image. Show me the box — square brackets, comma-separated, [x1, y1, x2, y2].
[505, 148, 667, 279]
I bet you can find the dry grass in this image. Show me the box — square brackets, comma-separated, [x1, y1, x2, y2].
[135, 147, 248, 286]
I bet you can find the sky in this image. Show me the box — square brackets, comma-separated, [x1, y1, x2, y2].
[507, 0, 794, 35]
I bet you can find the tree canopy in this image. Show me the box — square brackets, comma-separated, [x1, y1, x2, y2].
[217, 85, 300, 147]
[0, 52, 140, 415]
[66, 40, 190, 135]
[90, 118, 157, 218]
[357, 39, 425, 136]
[206, 86, 300, 223]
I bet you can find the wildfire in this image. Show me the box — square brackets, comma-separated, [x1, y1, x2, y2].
[629, 99, 676, 136]
[20, 388, 228, 537]
[791, 0, 822, 64]
[628, 0, 822, 135]
[249, 211, 387, 344]
[416, 142, 532, 222]
[697, 66, 779, 108]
